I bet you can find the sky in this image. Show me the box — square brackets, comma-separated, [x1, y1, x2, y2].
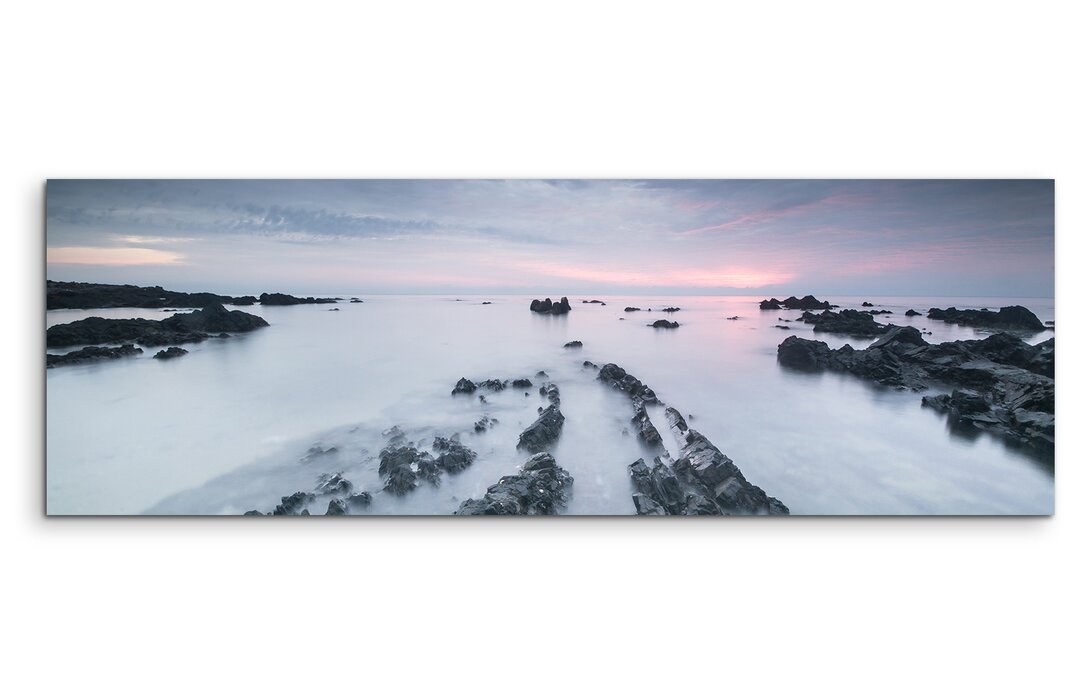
[45, 180, 1055, 297]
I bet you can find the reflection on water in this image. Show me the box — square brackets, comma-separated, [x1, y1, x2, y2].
[46, 294, 1054, 515]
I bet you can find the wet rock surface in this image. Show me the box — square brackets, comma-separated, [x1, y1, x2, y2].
[777, 328, 1055, 453]
[797, 309, 887, 337]
[153, 346, 188, 360]
[926, 305, 1046, 331]
[631, 400, 662, 446]
[628, 407, 789, 515]
[455, 452, 574, 515]
[259, 292, 342, 305]
[517, 384, 565, 453]
[47, 302, 269, 347]
[596, 363, 659, 404]
[47, 344, 143, 367]
[530, 296, 572, 315]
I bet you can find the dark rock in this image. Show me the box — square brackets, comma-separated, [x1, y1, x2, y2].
[798, 309, 886, 337]
[350, 298, 364, 303]
[530, 296, 572, 315]
[478, 379, 507, 392]
[781, 295, 835, 310]
[511, 378, 533, 388]
[273, 492, 315, 515]
[259, 292, 342, 305]
[300, 445, 339, 463]
[478, 394, 488, 404]
[926, 305, 1046, 331]
[243, 510, 264, 516]
[416, 457, 442, 486]
[46, 303, 269, 347]
[432, 437, 477, 474]
[624, 307, 641, 312]
[326, 499, 348, 515]
[631, 401, 662, 446]
[316, 472, 353, 496]
[759, 298, 783, 310]
[46, 343, 143, 368]
[596, 363, 659, 404]
[582, 360, 598, 369]
[378, 445, 428, 477]
[774, 325, 790, 330]
[455, 452, 574, 515]
[864, 309, 893, 315]
[481, 301, 492, 305]
[905, 309, 922, 316]
[474, 416, 499, 433]
[649, 319, 680, 329]
[451, 377, 477, 395]
[726, 316, 740, 320]
[153, 346, 188, 360]
[563, 340, 583, 348]
[778, 331, 1055, 452]
[581, 300, 606, 305]
[517, 403, 565, 453]
[327, 307, 339, 311]
[384, 464, 419, 495]
[535, 370, 548, 379]
[347, 492, 372, 509]
[662, 307, 681, 313]
[862, 301, 874, 307]
[381, 425, 407, 447]
[46, 280, 258, 310]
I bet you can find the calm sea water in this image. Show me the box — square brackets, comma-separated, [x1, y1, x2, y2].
[45, 295, 1055, 515]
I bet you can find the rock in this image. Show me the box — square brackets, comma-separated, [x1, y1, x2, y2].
[416, 457, 441, 486]
[478, 379, 507, 392]
[153, 346, 188, 360]
[774, 325, 790, 330]
[726, 316, 739, 320]
[384, 464, 419, 495]
[327, 307, 339, 311]
[481, 301, 492, 305]
[300, 445, 339, 463]
[649, 319, 680, 329]
[316, 472, 353, 496]
[432, 437, 477, 474]
[350, 298, 364, 303]
[455, 452, 574, 515]
[478, 394, 488, 404]
[474, 416, 499, 433]
[259, 292, 342, 305]
[46, 343, 143, 368]
[378, 445, 428, 477]
[797, 309, 886, 337]
[347, 492, 372, 509]
[778, 331, 1055, 452]
[451, 377, 477, 395]
[862, 301, 874, 307]
[511, 378, 533, 388]
[46, 303, 269, 347]
[631, 401, 662, 446]
[581, 300, 606, 305]
[759, 298, 783, 310]
[46, 280, 258, 310]
[563, 340, 583, 348]
[535, 370, 548, 379]
[926, 305, 1046, 331]
[243, 510, 264, 516]
[326, 499, 349, 515]
[582, 360, 598, 369]
[273, 492, 315, 515]
[662, 307, 681, 313]
[781, 295, 834, 310]
[530, 297, 572, 315]
[905, 309, 921, 316]
[517, 403, 565, 453]
[624, 307, 641, 312]
[864, 309, 893, 315]
[596, 363, 659, 404]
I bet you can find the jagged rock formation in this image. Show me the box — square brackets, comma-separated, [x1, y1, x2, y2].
[46, 303, 269, 348]
[649, 319, 680, 329]
[153, 346, 188, 360]
[798, 309, 887, 337]
[760, 295, 835, 310]
[518, 383, 564, 452]
[777, 328, 1054, 453]
[530, 297, 572, 315]
[455, 453, 574, 515]
[596, 363, 658, 404]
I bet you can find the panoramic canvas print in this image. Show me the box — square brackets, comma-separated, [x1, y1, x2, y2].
[44, 180, 1055, 516]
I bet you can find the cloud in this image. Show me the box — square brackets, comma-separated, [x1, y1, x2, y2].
[47, 246, 184, 266]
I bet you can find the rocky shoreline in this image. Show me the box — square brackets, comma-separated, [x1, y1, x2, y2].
[47, 280, 348, 309]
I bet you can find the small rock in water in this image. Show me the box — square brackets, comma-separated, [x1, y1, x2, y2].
[451, 377, 477, 395]
[563, 340, 583, 348]
[326, 499, 348, 515]
[648, 319, 680, 329]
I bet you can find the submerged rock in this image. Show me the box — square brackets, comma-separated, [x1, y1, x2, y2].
[451, 377, 478, 395]
[781, 295, 834, 310]
[581, 299, 606, 305]
[46, 302, 269, 348]
[474, 415, 499, 433]
[517, 403, 565, 453]
[316, 472, 353, 496]
[432, 436, 477, 474]
[926, 305, 1045, 331]
[46, 343, 143, 368]
[649, 319, 680, 329]
[273, 492, 315, 515]
[153, 346, 188, 360]
[46, 280, 258, 310]
[905, 309, 922, 316]
[563, 340, 583, 348]
[511, 378, 533, 388]
[797, 309, 887, 337]
[631, 401, 662, 446]
[326, 499, 349, 515]
[662, 307, 681, 313]
[455, 452, 574, 515]
[347, 492, 372, 509]
[259, 292, 342, 305]
[624, 306, 641, 312]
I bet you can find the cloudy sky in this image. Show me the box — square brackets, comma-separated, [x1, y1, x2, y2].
[45, 180, 1054, 297]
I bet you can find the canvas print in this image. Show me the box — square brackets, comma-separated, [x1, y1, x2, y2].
[44, 180, 1055, 516]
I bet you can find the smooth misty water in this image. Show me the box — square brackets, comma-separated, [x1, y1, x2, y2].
[45, 295, 1055, 515]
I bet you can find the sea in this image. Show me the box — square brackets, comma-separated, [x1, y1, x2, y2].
[45, 294, 1055, 515]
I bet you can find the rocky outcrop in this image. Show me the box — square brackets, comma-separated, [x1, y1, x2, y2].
[46, 280, 258, 310]
[662, 307, 681, 313]
[46, 303, 269, 348]
[511, 378, 533, 388]
[316, 472, 353, 496]
[628, 407, 789, 515]
[517, 384, 565, 452]
[649, 319, 680, 329]
[451, 377, 477, 395]
[530, 297, 572, 315]
[596, 363, 659, 404]
[797, 309, 887, 337]
[259, 292, 342, 305]
[153, 346, 188, 360]
[631, 401, 662, 446]
[759, 298, 783, 310]
[563, 340, 583, 348]
[777, 328, 1054, 452]
[905, 309, 921, 316]
[624, 307, 641, 312]
[432, 436, 477, 474]
[46, 344, 143, 368]
[273, 492, 314, 515]
[455, 453, 574, 515]
[473, 416, 499, 433]
[926, 305, 1046, 331]
[581, 299, 606, 305]
[326, 499, 349, 515]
